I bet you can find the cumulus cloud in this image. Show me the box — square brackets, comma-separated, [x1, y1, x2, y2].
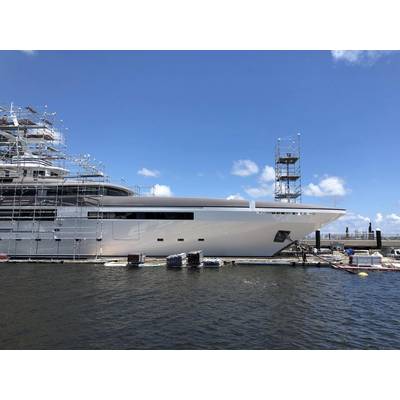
[331, 50, 391, 65]
[324, 211, 400, 234]
[387, 213, 400, 224]
[150, 184, 172, 197]
[375, 213, 400, 233]
[231, 160, 259, 177]
[339, 213, 369, 223]
[245, 183, 274, 198]
[226, 193, 244, 200]
[322, 212, 370, 233]
[304, 176, 347, 197]
[138, 167, 160, 178]
[375, 213, 383, 224]
[259, 165, 275, 183]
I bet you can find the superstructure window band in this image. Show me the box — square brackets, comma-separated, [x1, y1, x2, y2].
[0, 209, 56, 221]
[87, 211, 194, 220]
[0, 186, 130, 197]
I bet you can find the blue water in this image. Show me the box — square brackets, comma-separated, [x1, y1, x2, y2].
[1, 263, 399, 349]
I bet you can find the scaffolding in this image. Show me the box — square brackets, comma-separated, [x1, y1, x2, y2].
[274, 133, 302, 203]
[0, 103, 172, 259]
[0, 103, 109, 182]
[0, 103, 111, 259]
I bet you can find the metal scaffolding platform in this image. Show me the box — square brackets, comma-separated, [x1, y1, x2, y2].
[274, 133, 302, 203]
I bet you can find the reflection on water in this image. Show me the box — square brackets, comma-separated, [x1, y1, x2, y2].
[1, 263, 399, 349]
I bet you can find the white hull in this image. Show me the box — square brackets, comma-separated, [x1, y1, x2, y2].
[0, 205, 344, 257]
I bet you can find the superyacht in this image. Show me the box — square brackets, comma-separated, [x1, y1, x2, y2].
[0, 104, 344, 258]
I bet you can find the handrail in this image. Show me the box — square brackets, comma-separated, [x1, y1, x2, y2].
[305, 233, 400, 240]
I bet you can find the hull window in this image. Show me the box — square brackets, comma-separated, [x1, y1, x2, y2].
[88, 211, 194, 220]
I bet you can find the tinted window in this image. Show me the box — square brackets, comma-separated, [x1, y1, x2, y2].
[103, 188, 130, 196]
[88, 211, 194, 220]
[0, 208, 56, 221]
[0, 185, 130, 197]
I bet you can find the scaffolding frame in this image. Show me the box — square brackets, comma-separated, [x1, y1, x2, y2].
[0, 103, 110, 259]
[0, 103, 161, 259]
[274, 133, 302, 203]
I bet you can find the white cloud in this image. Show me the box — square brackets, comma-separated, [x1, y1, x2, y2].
[356, 214, 370, 223]
[259, 165, 275, 183]
[231, 160, 259, 177]
[245, 183, 274, 198]
[387, 213, 400, 224]
[324, 211, 400, 234]
[150, 184, 172, 197]
[304, 176, 347, 197]
[375, 213, 383, 224]
[331, 50, 391, 65]
[138, 167, 160, 178]
[304, 183, 324, 197]
[322, 212, 370, 233]
[226, 193, 244, 200]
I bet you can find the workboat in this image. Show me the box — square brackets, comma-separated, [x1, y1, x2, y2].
[0, 104, 345, 258]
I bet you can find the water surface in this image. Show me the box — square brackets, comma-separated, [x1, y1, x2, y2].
[1, 263, 399, 349]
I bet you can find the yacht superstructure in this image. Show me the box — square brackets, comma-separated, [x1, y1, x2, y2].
[0, 104, 345, 258]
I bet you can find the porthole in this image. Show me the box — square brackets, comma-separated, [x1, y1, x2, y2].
[177, 238, 184, 242]
[157, 238, 164, 242]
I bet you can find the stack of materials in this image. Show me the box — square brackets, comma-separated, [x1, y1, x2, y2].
[203, 258, 223, 267]
[127, 253, 146, 267]
[187, 250, 204, 267]
[167, 253, 187, 268]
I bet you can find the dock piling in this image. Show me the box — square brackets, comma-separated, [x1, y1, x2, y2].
[315, 230, 321, 250]
[376, 229, 382, 249]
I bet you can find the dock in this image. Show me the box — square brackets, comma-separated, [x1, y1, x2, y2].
[0, 253, 350, 268]
[302, 230, 400, 251]
[3, 251, 400, 273]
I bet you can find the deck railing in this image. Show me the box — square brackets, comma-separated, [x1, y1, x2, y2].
[306, 233, 400, 241]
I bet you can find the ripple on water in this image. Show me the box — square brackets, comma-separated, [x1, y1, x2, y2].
[1, 263, 400, 349]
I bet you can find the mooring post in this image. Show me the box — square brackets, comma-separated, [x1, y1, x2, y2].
[315, 230, 321, 250]
[376, 229, 382, 249]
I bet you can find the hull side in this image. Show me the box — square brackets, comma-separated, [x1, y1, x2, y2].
[0, 206, 344, 257]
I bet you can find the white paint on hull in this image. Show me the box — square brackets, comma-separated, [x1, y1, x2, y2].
[0, 206, 344, 257]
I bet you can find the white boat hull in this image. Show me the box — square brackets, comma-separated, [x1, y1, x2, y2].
[0, 205, 344, 258]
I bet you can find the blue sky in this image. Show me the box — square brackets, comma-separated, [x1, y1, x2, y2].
[1, 50, 400, 232]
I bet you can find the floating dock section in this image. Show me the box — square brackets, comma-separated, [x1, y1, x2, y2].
[166, 253, 187, 268]
[187, 251, 203, 267]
